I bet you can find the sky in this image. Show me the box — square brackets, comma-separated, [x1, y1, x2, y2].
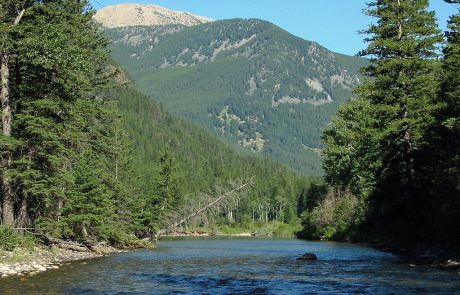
[90, 0, 458, 56]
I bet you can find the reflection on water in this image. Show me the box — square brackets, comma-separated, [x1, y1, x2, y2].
[0, 238, 459, 294]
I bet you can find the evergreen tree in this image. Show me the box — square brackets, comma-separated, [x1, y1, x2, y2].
[61, 153, 113, 241]
[437, 0, 460, 183]
[354, 0, 443, 244]
[156, 148, 181, 213]
[317, 0, 449, 248]
[322, 97, 379, 199]
[424, 0, 460, 249]
[1, 0, 111, 231]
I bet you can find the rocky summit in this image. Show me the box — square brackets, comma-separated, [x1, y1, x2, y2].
[94, 4, 213, 28]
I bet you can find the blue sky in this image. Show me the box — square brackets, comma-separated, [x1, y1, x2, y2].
[91, 1, 458, 56]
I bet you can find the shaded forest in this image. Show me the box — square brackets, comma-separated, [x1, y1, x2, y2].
[298, 0, 460, 259]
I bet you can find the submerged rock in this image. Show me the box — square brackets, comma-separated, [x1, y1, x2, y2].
[297, 253, 318, 261]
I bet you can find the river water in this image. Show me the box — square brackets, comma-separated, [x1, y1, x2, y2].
[0, 238, 458, 294]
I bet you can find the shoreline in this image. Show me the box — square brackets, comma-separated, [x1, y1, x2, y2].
[0, 244, 127, 278]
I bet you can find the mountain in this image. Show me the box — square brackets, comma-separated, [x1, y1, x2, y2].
[94, 4, 212, 28]
[101, 15, 368, 175]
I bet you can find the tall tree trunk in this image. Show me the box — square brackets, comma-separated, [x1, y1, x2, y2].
[1, 54, 14, 226]
[16, 196, 28, 228]
[1, 8, 26, 226]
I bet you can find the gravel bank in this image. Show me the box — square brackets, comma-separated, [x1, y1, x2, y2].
[0, 245, 122, 278]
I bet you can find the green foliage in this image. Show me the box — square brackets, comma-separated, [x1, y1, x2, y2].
[156, 148, 181, 212]
[322, 97, 379, 198]
[60, 153, 114, 241]
[298, 191, 363, 241]
[1, 0, 141, 246]
[1, 0, 324, 251]
[105, 19, 368, 175]
[110, 83, 320, 232]
[423, 0, 460, 250]
[307, 0, 460, 257]
[355, 0, 444, 246]
[0, 226, 36, 251]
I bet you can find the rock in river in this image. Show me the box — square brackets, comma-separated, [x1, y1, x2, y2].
[297, 253, 318, 261]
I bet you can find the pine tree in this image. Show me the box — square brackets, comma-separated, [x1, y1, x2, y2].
[156, 148, 181, 213]
[438, 0, 460, 180]
[355, 0, 443, 244]
[4, 0, 110, 229]
[424, 0, 460, 250]
[322, 97, 380, 199]
[61, 153, 113, 241]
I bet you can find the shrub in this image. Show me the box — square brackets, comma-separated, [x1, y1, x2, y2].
[0, 226, 36, 251]
[298, 190, 363, 241]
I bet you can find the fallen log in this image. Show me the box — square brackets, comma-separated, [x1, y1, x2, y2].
[40, 235, 90, 252]
[155, 177, 254, 241]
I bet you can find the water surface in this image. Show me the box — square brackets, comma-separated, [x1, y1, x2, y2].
[0, 238, 458, 294]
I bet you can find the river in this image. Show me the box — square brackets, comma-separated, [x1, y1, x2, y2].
[0, 238, 458, 294]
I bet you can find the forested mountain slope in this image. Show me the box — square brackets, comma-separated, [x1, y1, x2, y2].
[108, 80, 321, 228]
[104, 18, 368, 175]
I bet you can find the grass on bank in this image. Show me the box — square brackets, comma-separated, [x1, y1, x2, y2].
[0, 225, 38, 264]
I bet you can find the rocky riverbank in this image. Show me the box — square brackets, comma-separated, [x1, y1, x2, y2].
[0, 244, 123, 278]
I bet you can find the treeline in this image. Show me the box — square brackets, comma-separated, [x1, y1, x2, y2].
[299, 0, 460, 257]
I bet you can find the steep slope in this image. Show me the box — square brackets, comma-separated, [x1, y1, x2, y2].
[106, 82, 318, 225]
[94, 4, 212, 28]
[105, 18, 368, 175]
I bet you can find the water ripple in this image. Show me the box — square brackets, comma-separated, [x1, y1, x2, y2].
[0, 238, 459, 294]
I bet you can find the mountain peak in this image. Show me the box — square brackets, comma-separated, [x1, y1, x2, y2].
[94, 4, 213, 28]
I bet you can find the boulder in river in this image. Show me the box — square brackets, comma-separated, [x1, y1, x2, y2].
[297, 253, 318, 261]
